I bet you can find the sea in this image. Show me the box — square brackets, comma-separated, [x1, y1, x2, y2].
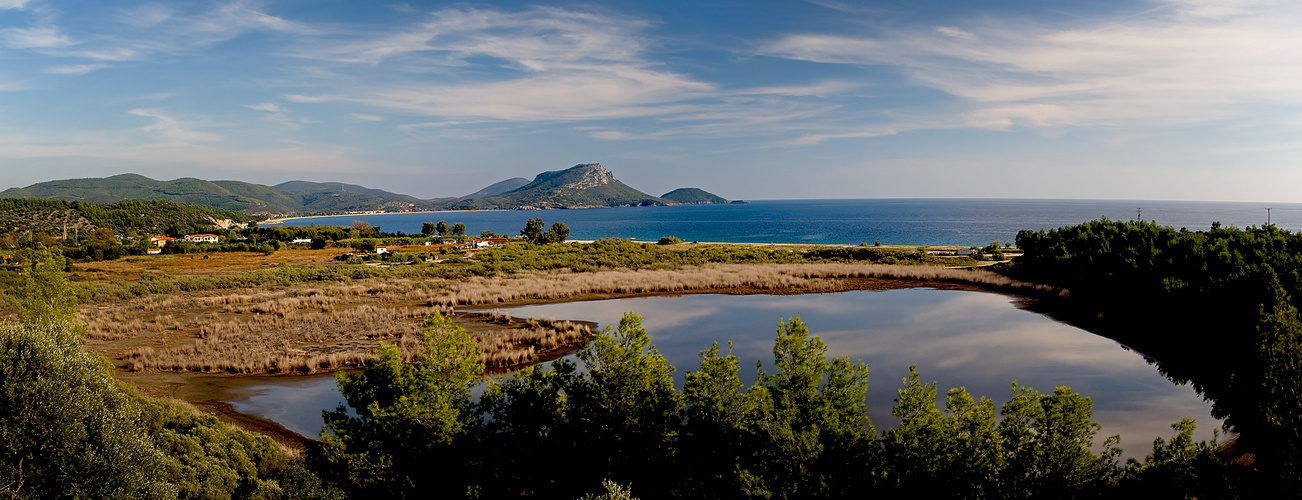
[275, 198, 1302, 247]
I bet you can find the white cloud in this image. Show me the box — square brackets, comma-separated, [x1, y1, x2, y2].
[765, 0, 1302, 130]
[46, 63, 108, 75]
[118, 4, 175, 28]
[20, 1, 307, 64]
[783, 128, 899, 146]
[0, 0, 30, 9]
[298, 7, 715, 123]
[733, 81, 858, 98]
[288, 6, 861, 142]
[284, 94, 335, 103]
[128, 108, 222, 143]
[351, 113, 383, 121]
[314, 7, 648, 67]
[75, 47, 143, 61]
[244, 102, 283, 112]
[1, 26, 74, 49]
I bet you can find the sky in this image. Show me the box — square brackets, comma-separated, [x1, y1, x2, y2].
[1, 0, 1301, 202]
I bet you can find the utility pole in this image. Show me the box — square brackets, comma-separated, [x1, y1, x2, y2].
[1267, 207, 1272, 226]
[1136, 207, 1142, 222]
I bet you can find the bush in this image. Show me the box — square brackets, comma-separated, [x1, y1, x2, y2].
[658, 236, 682, 245]
[0, 321, 175, 498]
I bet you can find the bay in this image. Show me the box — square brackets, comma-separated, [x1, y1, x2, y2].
[275, 198, 1302, 247]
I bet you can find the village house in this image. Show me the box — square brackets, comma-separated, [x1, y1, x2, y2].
[146, 248, 162, 255]
[150, 236, 177, 247]
[185, 234, 219, 243]
[375, 245, 389, 254]
[291, 238, 313, 244]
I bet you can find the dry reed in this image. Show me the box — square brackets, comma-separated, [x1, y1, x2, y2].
[82, 262, 1055, 375]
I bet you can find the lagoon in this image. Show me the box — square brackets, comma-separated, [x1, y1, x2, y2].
[230, 287, 1216, 458]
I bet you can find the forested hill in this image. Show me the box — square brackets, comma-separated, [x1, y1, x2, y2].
[0, 198, 249, 237]
[661, 187, 728, 204]
[0, 173, 428, 215]
[3, 165, 730, 215]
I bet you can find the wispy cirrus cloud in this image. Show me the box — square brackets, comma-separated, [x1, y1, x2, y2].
[283, 6, 864, 143]
[299, 7, 714, 122]
[128, 108, 222, 143]
[764, 0, 1302, 131]
[244, 102, 284, 113]
[7, 1, 307, 63]
[1, 25, 74, 49]
[46, 63, 107, 75]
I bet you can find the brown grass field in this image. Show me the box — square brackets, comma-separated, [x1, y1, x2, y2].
[79, 261, 1052, 376]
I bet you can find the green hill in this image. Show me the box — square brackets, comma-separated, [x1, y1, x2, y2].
[4, 164, 717, 215]
[0, 174, 302, 214]
[0, 198, 249, 237]
[1, 174, 441, 215]
[661, 187, 728, 204]
[459, 177, 531, 199]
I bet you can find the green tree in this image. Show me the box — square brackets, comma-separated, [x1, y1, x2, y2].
[14, 245, 78, 323]
[997, 383, 1120, 498]
[521, 218, 545, 244]
[546, 222, 571, 244]
[421, 221, 436, 236]
[1120, 419, 1241, 499]
[753, 316, 875, 498]
[681, 341, 767, 498]
[884, 367, 999, 498]
[565, 312, 682, 497]
[452, 223, 466, 237]
[477, 363, 572, 497]
[314, 312, 484, 497]
[435, 221, 449, 237]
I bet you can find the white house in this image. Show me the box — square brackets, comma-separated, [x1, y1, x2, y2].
[185, 234, 219, 243]
[292, 238, 312, 244]
[375, 246, 389, 254]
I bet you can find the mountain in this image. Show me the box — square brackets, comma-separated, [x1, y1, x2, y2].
[0, 198, 250, 237]
[0, 174, 304, 214]
[442, 164, 667, 210]
[661, 188, 728, 204]
[1, 174, 443, 215]
[460, 177, 531, 199]
[3, 164, 726, 215]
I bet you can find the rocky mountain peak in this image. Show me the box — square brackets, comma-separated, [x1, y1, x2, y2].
[559, 163, 617, 190]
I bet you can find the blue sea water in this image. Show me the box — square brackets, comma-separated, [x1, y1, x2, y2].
[276, 198, 1302, 247]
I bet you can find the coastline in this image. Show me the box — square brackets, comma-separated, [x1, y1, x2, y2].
[261, 207, 523, 226]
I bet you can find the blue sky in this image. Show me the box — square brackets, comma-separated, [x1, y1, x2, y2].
[2, 0, 1301, 202]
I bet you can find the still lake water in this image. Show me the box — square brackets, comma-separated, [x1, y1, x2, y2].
[276, 198, 1302, 247]
[232, 288, 1217, 458]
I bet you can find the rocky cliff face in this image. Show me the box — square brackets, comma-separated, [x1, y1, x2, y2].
[559, 163, 617, 190]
